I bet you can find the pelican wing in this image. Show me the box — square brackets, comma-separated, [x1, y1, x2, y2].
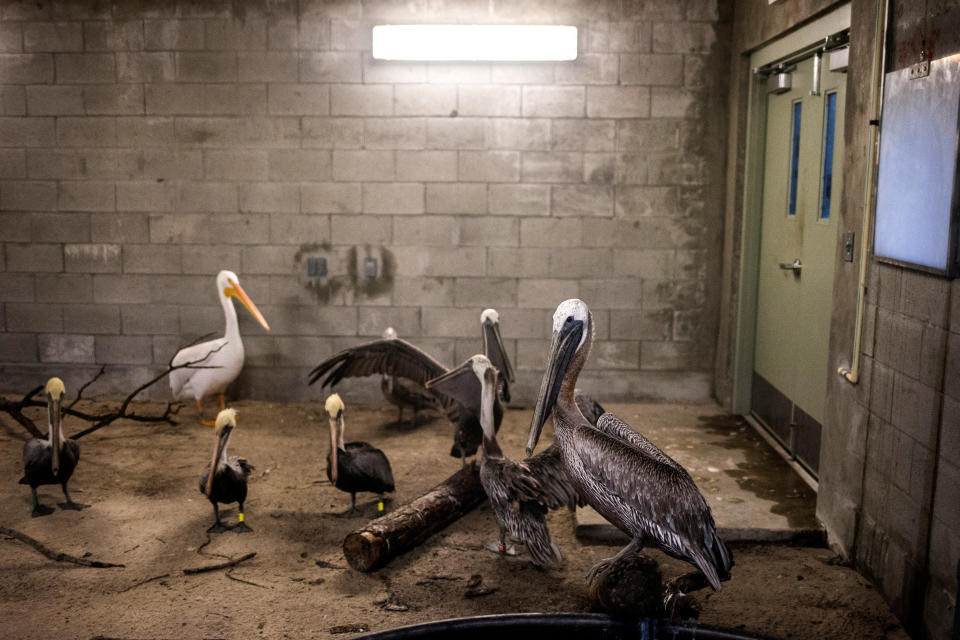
[574, 390, 606, 426]
[594, 412, 683, 471]
[523, 444, 583, 509]
[169, 336, 230, 399]
[423, 360, 482, 414]
[308, 338, 448, 388]
[570, 418, 731, 590]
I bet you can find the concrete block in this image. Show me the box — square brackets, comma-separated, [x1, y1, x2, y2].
[330, 18, 370, 51]
[460, 216, 519, 247]
[181, 244, 241, 275]
[876, 262, 902, 311]
[487, 247, 550, 278]
[643, 279, 705, 312]
[522, 151, 583, 183]
[90, 213, 149, 244]
[552, 185, 614, 217]
[39, 333, 94, 363]
[516, 279, 579, 309]
[333, 150, 394, 181]
[458, 85, 521, 117]
[556, 53, 618, 85]
[36, 273, 91, 302]
[397, 151, 457, 182]
[614, 153, 650, 185]
[302, 116, 363, 148]
[422, 306, 479, 338]
[270, 214, 330, 245]
[584, 153, 615, 185]
[425, 183, 486, 215]
[237, 51, 297, 82]
[363, 183, 424, 214]
[551, 119, 615, 152]
[115, 117, 174, 147]
[391, 246, 485, 277]
[620, 53, 684, 85]
[55, 52, 114, 82]
[490, 118, 550, 151]
[175, 52, 236, 82]
[683, 55, 709, 88]
[57, 181, 114, 212]
[204, 150, 268, 181]
[122, 244, 180, 274]
[365, 118, 425, 150]
[122, 304, 179, 335]
[144, 19, 204, 50]
[56, 116, 116, 147]
[901, 270, 951, 327]
[0, 22, 21, 52]
[426, 117, 486, 149]
[393, 84, 456, 116]
[0, 213, 31, 241]
[117, 52, 175, 82]
[295, 18, 332, 50]
[206, 213, 271, 245]
[591, 340, 641, 370]
[651, 88, 699, 119]
[64, 243, 121, 273]
[428, 63, 491, 84]
[615, 186, 681, 217]
[239, 183, 299, 213]
[300, 51, 361, 83]
[6, 243, 62, 272]
[578, 278, 644, 310]
[7, 302, 62, 332]
[241, 245, 299, 275]
[874, 309, 923, 379]
[0, 53, 54, 83]
[640, 340, 701, 370]
[83, 84, 144, 115]
[517, 337, 551, 370]
[266, 303, 357, 336]
[357, 305, 420, 337]
[177, 182, 237, 213]
[267, 150, 331, 182]
[550, 248, 614, 278]
[0, 149, 25, 178]
[489, 184, 549, 216]
[83, 20, 144, 51]
[611, 308, 673, 340]
[67, 303, 121, 334]
[587, 86, 650, 118]
[24, 22, 82, 52]
[520, 218, 581, 248]
[392, 276, 454, 307]
[95, 335, 153, 364]
[891, 373, 940, 449]
[522, 86, 584, 118]
[459, 151, 520, 183]
[491, 63, 555, 84]
[205, 18, 266, 50]
[331, 214, 391, 245]
[115, 181, 176, 212]
[618, 120, 680, 152]
[274, 336, 331, 367]
[613, 248, 675, 279]
[393, 216, 458, 246]
[331, 85, 392, 116]
[363, 54, 426, 84]
[454, 337, 487, 363]
[652, 22, 717, 54]
[30, 211, 90, 243]
[0, 117, 54, 146]
[920, 325, 947, 389]
[302, 183, 361, 213]
[0, 333, 37, 362]
[496, 308, 550, 339]
[0, 273, 34, 301]
[26, 85, 83, 115]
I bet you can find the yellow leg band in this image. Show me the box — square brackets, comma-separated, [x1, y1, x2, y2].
[378, 501, 384, 512]
[238, 512, 245, 522]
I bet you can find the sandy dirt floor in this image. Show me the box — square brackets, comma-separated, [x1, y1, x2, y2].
[0, 398, 907, 640]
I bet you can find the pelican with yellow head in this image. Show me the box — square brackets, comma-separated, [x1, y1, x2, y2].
[198, 408, 254, 533]
[19, 377, 87, 516]
[169, 270, 270, 425]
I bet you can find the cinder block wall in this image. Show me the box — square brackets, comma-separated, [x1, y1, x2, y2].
[0, 0, 730, 404]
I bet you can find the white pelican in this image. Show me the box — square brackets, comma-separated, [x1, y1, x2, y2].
[170, 270, 270, 425]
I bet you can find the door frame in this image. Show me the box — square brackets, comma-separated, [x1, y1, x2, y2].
[731, 6, 852, 428]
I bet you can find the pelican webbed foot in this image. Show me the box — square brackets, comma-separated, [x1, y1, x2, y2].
[232, 522, 253, 533]
[58, 500, 89, 511]
[484, 541, 519, 556]
[31, 504, 55, 517]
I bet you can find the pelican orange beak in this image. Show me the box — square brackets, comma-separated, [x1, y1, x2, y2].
[526, 317, 583, 456]
[225, 279, 270, 332]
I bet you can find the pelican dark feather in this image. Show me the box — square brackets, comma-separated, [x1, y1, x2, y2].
[324, 394, 394, 516]
[528, 299, 732, 599]
[446, 356, 581, 568]
[19, 377, 86, 517]
[199, 408, 254, 533]
[379, 327, 441, 424]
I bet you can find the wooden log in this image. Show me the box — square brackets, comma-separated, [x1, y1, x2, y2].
[343, 461, 485, 572]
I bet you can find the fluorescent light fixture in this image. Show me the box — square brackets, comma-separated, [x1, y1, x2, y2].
[372, 25, 578, 62]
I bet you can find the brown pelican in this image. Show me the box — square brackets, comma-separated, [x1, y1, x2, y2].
[199, 408, 254, 533]
[170, 270, 270, 425]
[324, 394, 395, 517]
[379, 327, 440, 425]
[527, 299, 732, 600]
[439, 355, 581, 568]
[308, 308, 514, 462]
[19, 377, 86, 517]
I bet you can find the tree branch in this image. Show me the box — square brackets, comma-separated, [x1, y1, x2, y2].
[0, 525, 124, 568]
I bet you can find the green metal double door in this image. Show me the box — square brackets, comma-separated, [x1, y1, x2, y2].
[752, 53, 847, 476]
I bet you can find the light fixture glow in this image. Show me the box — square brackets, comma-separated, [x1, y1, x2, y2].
[372, 25, 578, 62]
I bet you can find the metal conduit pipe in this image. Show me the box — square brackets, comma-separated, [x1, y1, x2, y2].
[838, 0, 890, 384]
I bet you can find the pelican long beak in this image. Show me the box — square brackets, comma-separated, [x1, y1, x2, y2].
[48, 395, 62, 476]
[484, 320, 514, 381]
[479, 368, 497, 441]
[225, 280, 270, 331]
[205, 425, 231, 496]
[328, 415, 339, 484]
[526, 319, 583, 456]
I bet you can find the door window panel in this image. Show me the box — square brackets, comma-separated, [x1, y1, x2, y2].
[788, 100, 802, 216]
[819, 91, 838, 220]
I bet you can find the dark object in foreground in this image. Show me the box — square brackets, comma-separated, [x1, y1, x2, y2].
[587, 552, 663, 618]
[343, 462, 485, 572]
[352, 612, 777, 640]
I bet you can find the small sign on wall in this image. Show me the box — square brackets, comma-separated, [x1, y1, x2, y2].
[874, 55, 960, 276]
